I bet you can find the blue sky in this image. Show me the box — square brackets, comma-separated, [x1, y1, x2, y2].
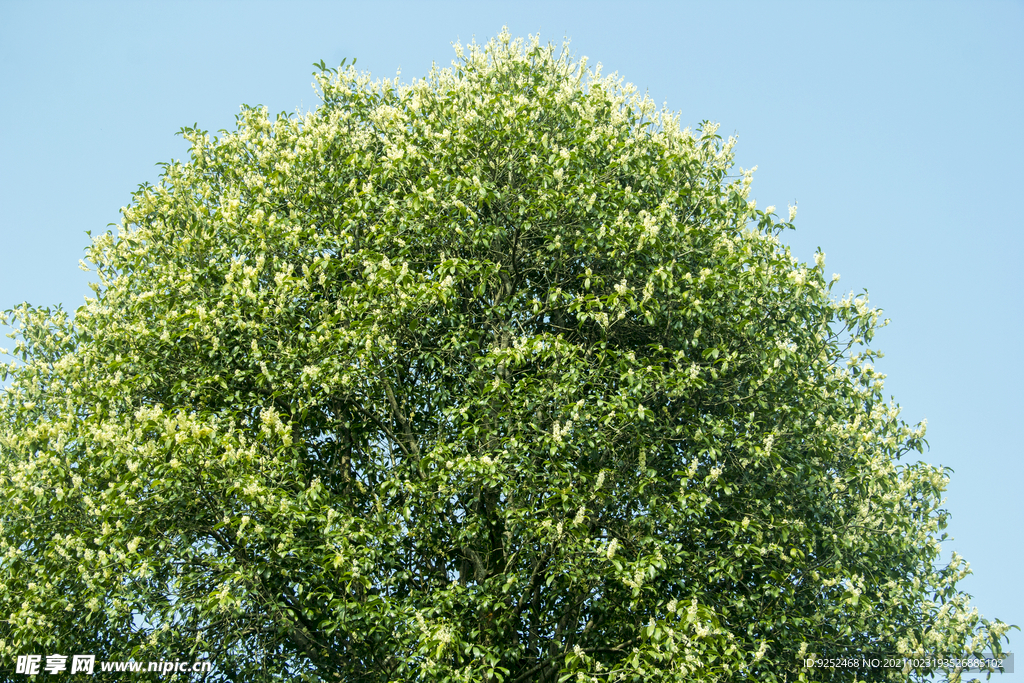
[2, 0, 1021, 664]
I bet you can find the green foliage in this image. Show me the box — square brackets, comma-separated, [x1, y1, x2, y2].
[0, 30, 1011, 682]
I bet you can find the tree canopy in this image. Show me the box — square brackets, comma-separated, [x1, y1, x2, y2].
[0, 30, 1011, 682]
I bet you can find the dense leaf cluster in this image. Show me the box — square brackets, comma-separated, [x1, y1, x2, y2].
[0, 30, 1009, 682]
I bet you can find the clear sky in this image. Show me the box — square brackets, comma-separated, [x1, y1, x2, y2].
[2, 0, 1021, 663]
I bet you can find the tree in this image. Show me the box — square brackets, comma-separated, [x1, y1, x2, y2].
[0, 30, 1011, 683]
